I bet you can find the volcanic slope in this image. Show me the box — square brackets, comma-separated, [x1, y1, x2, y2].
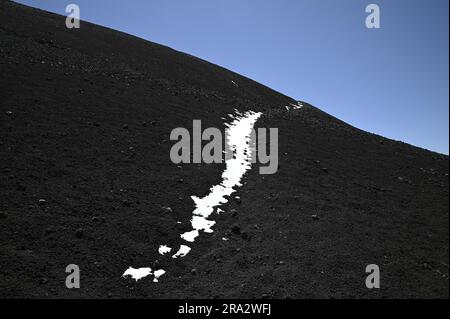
[0, 0, 448, 298]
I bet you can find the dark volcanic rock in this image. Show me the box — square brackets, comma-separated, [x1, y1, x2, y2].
[0, 0, 447, 299]
[75, 228, 84, 238]
[231, 224, 241, 235]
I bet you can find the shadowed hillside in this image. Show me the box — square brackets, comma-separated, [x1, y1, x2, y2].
[0, 0, 448, 298]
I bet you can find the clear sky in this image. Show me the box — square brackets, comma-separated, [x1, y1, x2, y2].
[15, 0, 449, 154]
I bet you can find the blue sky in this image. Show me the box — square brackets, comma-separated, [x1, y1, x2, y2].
[16, 0, 449, 154]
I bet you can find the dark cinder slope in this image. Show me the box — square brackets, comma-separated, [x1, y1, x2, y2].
[0, 0, 448, 298]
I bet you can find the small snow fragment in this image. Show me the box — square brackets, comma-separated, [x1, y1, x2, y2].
[181, 215, 215, 242]
[180, 229, 199, 242]
[122, 267, 152, 281]
[158, 245, 172, 255]
[153, 269, 166, 282]
[172, 245, 191, 258]
[290, 101, 304, 110]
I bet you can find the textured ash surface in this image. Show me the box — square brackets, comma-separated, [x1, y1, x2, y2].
[0, 0, 448, 298]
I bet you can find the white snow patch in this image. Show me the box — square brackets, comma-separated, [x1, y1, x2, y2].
[122, 267, 152, 281]
[179, 111, 261, 244]
[153, 269, 166, 282]
[172, 245, 191, 258]
[289, 101, 304, 110]
[158, 245, 172, 255]
[180, 229, 199, 242]
[122, 110, 262, 282]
